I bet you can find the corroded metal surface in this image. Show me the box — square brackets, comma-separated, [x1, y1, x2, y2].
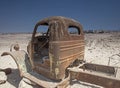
[27, 16, 85, 80]
[69, 63, 120, 88]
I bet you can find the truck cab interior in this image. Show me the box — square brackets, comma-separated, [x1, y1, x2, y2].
[33, 25, 49, 64]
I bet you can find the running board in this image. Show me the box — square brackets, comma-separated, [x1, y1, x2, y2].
[22, 71, 70, 88]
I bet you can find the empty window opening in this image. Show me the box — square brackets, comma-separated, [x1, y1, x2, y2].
[68, 26, 80, 35]
[34, 25, 49, 64]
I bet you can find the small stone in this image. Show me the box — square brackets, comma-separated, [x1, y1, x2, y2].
[3, 68, 12, 75]
[0, 71, 7, 84]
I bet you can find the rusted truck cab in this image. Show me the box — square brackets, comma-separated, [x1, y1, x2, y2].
[27, 16, 85, 80]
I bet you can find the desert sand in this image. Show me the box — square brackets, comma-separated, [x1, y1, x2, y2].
[0, 32, 120, 88]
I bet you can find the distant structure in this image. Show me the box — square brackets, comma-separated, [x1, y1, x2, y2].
[84, 29, 120, 34]
[84, 29, 108, 33]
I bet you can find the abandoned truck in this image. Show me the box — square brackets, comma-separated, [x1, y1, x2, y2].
[1, 16, 120, 88]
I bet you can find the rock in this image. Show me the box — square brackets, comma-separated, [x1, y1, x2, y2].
[0, 71, 7, 84]
[0, 68, 12, 75]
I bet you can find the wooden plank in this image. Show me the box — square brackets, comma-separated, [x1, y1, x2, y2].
[69, 68, 120, 88]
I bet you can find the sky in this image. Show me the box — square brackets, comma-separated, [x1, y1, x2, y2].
[0, 0, 120, 33]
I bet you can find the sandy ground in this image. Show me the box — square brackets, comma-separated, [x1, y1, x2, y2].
[0, 32, 120, 88]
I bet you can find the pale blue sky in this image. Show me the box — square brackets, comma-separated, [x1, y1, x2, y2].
[0, 0, 120, 32]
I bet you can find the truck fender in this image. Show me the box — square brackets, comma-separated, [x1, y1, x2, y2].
[1, 50, 32, 76]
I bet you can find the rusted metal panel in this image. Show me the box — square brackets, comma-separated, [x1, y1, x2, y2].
[49, 39, 84, 79]
[69, 63, 120, 88]
[29, 16, 85, 80]
[80, 63, 115, 74]
[70, 70, 120, 88]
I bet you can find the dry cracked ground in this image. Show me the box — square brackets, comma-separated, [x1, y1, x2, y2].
[0, 32, 120, 88]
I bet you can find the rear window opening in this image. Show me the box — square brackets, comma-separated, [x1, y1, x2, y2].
[68, 26, 80, 35]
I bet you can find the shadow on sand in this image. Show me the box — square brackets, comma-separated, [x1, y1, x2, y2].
[7, 69, 22, 88]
